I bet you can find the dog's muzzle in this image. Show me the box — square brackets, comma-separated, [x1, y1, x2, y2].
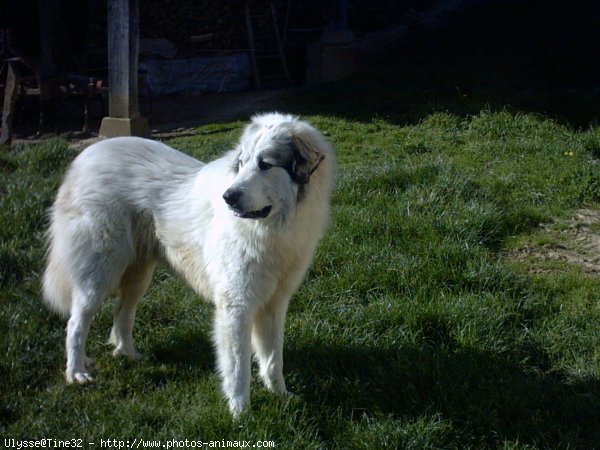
[223, 189, 272, 219]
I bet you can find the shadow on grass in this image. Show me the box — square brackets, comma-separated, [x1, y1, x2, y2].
[220, 36, 600, 131]
[285, 65, 599, 131]
[286, 340, 600, 447]
[149, 326, 214, 376]
[286, 344, 600, 448]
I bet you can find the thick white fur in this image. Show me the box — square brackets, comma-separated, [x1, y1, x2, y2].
[43, 113, 334, 416]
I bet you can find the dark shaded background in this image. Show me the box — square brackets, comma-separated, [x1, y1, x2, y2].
[1, 0, 600, 133]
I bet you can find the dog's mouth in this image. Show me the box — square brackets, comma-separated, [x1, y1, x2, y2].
[231, 205, 272, 219]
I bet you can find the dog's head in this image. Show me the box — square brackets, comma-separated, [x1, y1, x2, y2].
[222, 113, 329, 221]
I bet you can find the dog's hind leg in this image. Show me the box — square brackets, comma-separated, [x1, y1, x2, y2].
[109, 260, 155, 359]
[252, 297, 290, 396]
[65, 283, 107, 384]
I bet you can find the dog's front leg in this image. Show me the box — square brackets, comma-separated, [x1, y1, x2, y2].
[213, 302, 253, 417]
[252, 297, 289, 396]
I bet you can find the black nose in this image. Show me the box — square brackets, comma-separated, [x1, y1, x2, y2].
[223, 189, 241, 206]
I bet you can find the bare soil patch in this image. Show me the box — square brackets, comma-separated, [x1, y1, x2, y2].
[507, 209, 600, 274]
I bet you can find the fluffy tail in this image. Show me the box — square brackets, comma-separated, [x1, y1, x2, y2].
[42, 213, 72, 318]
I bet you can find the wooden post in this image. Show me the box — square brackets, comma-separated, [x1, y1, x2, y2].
[99, 0, 150, 138]
[270, 1, 292, 86]
[0, 62, 20, 145]
[244, 2, 261, 89]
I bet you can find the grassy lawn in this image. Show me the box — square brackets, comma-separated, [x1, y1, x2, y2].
[1, 58, 600, 448]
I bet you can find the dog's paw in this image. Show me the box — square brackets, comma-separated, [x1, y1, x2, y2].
[66, 370, 94, 384]
[228, 396, 249, 419]
[261, 375, 288, 396]
[112, 347, 143, 361]
[267, 385, 290, 397]
[281, 388, 295, 398]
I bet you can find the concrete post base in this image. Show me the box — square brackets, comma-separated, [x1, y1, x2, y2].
[99, 117, 150, 138]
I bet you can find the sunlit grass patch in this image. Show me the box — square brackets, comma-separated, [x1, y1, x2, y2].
[1, 109, 599, 448]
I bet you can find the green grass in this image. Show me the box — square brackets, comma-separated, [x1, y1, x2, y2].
[2, 83, 600, 448]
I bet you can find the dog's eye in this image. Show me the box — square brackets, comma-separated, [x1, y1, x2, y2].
[258, 160, 273, 171]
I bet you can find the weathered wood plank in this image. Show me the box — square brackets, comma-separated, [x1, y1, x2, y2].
[0, 62, 20, 145]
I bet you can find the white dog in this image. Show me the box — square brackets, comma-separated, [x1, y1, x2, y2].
[43, 113, 334, 416]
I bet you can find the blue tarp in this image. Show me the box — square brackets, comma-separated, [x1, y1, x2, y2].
[140, 53, 251, 96]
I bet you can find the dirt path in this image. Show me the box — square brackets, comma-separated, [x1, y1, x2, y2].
[507, 209, 600, 275]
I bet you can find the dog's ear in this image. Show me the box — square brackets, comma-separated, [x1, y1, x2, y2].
[291, 136, 325, 185]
